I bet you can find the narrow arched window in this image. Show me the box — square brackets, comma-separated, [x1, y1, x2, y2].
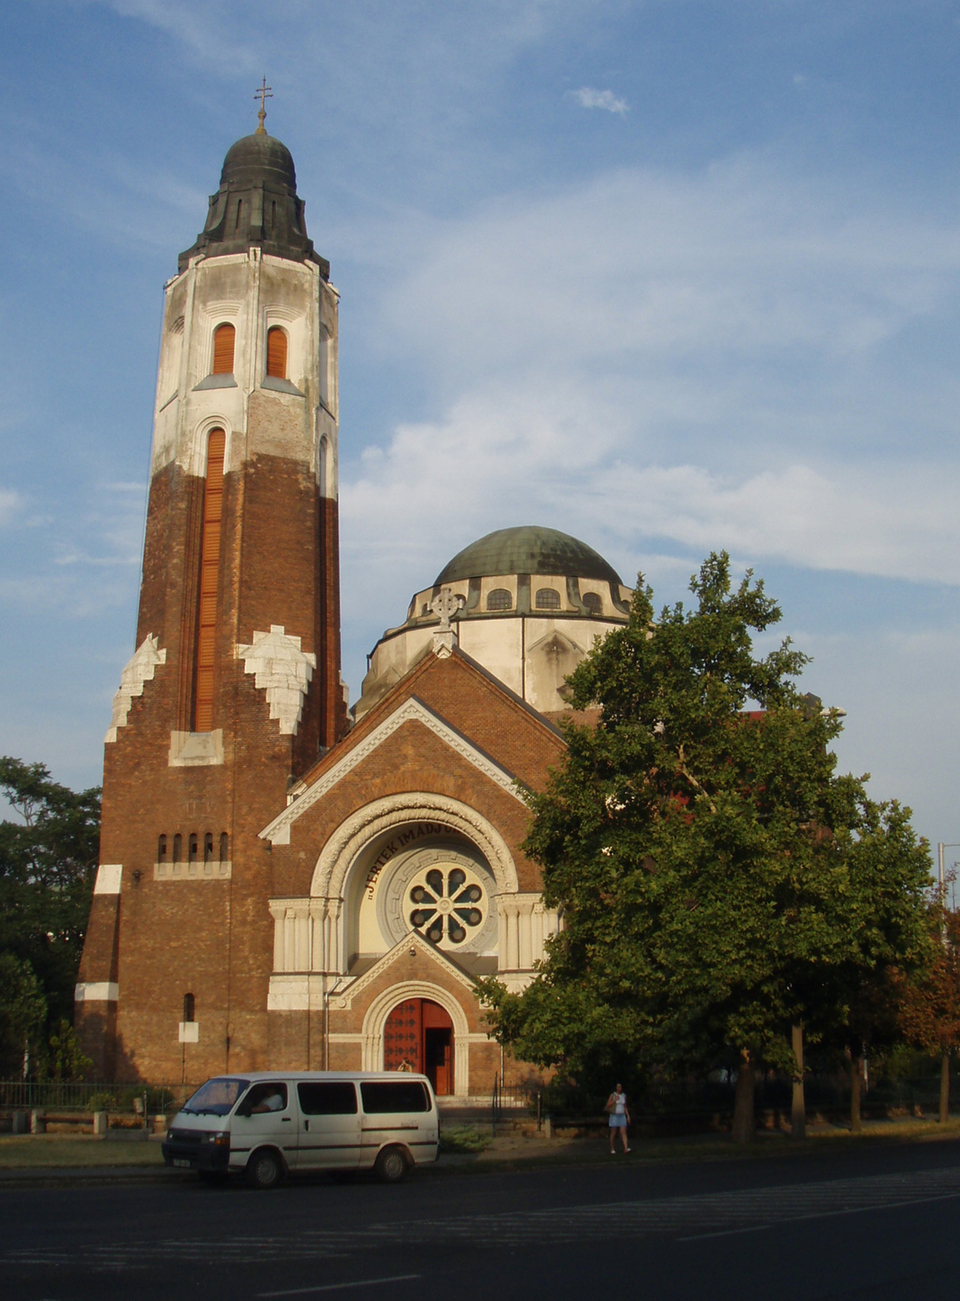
[183, 993, 195, 1023]
[204, 832, 214, 864]
[173, 834, 182, 864]
[157, 834, 167, 864]
[188, 833, 198, 864]
[219, 832, 229, 863]
[487, 588, 512, 611]
[212, 324, 235, 375]
[535, 588, 561, 611]
[193, 428, 225, 731]
[582, 592, 603, 615]
[266, 327, 287, 379]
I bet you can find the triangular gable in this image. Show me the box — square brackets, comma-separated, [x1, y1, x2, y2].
[260, 695, 526, 845]
[336, 929, 478, 1008]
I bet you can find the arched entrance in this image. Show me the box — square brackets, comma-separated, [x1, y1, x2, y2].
[383, 998, 454, 1096]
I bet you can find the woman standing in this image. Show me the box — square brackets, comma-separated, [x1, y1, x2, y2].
[607, 1082, 630, 1153]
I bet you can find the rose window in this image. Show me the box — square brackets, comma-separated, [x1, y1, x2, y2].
[408, 866, 486, 946]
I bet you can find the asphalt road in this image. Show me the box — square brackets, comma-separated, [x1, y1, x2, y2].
[4, 1140, 960, 1300]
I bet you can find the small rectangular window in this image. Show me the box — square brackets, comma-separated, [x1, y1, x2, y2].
[360, 1081, 429, 1114]
[298, 1082, 358, 1115]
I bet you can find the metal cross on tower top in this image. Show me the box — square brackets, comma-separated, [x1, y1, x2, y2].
[255, 77, 273, 134]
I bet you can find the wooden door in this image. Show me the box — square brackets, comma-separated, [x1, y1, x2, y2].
[383, 1000, 422, 1072]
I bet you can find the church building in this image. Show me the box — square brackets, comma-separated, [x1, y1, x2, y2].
[75, 117, 633, 1097]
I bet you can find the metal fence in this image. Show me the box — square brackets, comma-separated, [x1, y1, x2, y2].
[0, 1080, 201, 1113]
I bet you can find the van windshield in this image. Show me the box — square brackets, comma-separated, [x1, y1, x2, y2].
[182, 1077, 250, 1116]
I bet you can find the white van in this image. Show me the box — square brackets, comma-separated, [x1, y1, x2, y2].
[162, 1071, 439, 1188]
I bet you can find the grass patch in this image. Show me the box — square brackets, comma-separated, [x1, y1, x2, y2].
[439, 1125, 493, 1154]
[0, 1136, 166, 1168]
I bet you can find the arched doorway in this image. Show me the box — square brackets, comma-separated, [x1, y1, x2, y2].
[383, 998, 455, 1096]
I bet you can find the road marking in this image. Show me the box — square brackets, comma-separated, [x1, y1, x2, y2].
[259, 1277, 421, 1297]
[677, 1190, 960, 1241]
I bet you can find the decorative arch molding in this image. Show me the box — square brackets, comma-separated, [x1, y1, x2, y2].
[310, 791, 520, 902]
[188, 415, 236, 479]
[358, 979, 475, 1094]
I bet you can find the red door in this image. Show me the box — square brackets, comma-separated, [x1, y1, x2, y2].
[383, 1000, 422, 1072]
[383, 998, 455, 1095]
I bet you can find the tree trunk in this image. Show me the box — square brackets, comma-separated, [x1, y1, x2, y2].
[849, 1050, 862, 1134]
[940, 1050, 950, 1124]
[732, 1050, 755, 1144]
[790, 1023, 806, 1139]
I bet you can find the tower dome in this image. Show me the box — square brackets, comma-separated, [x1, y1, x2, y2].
[178, 129, 327, 275]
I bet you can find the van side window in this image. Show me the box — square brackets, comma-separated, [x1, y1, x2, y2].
[298, 1082, 358, 1115]
[360, 1081, 429, 1114]
[245, 1082, 288, 1113]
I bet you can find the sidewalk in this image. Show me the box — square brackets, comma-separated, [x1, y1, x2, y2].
[2, 1115, 959, 1187]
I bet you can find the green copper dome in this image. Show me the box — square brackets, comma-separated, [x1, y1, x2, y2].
[435, 526, 624, 587]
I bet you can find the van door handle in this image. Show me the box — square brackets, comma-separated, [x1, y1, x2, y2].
[281, 1117, 291, 1122]
[304, 1120, 310, 1131]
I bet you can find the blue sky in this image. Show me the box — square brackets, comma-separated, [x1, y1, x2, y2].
[2, 0, 960, 865]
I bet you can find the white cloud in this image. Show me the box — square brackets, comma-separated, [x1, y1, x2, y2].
[0, 489, 22, 527]
[571, 87, 629, 115]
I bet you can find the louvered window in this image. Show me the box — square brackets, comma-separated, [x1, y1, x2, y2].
[193, 429, 225, 731]
[212, 324, 235, 375]
[219, 832, 229, 863]
[266, 327, 287, 379]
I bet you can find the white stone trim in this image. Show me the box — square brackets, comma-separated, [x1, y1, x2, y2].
[262, 697, 526, 846]
[178, 1021, 199, 1043]
[266, 972, 349, 1011]
[169, 729, 224, 767]
[75, 982, 119, 1003]
[155, 860, 232, 881]
[105, 635, 166, 743]
[93, 864, 123, 895]
[496, 893, 561, 972]
[237, 625, 316, 736]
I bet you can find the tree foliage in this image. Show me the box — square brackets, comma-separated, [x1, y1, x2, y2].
[480, 554, 932, 1120]
[0, 757, 100, 1074]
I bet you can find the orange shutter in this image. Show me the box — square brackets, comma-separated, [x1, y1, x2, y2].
[194, 429, 225, 731]
[266, 327, 287, 379]
[212, 324, 235, 375]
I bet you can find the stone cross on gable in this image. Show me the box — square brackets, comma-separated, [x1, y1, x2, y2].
[430, 586, 462, 630]
[430, 586, 463, 658]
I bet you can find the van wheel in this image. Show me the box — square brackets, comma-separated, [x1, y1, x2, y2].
[374, 1147, 408, 1184]
[247, 1148, 284, 1190]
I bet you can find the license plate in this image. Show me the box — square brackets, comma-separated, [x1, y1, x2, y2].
[173, 1159, 192, 1168]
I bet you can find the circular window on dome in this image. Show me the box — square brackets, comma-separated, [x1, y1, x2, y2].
[408, 865, 487, 947]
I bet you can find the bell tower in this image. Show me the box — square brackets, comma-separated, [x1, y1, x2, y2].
[76, 112, 346, 1080]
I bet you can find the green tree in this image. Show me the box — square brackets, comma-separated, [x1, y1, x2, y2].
[0, 952, 47, 1077]
[479, 554, 931, 1141]
[0, 758, 100, 1054]
[894, 904, 960, 1125]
